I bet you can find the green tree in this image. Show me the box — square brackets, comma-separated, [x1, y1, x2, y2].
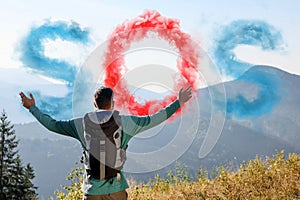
[0, 110, 37, 199]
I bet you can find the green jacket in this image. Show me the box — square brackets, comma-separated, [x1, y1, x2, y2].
[29, 100, 180, 195]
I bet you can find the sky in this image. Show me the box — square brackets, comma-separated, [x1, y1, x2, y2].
[0, 0, 299, 123]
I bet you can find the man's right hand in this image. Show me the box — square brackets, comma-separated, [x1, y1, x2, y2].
[19, 92, 35, 109]
[178, 86, 193, 106]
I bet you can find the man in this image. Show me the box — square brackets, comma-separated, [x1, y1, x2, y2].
[19, 86, 192, 200]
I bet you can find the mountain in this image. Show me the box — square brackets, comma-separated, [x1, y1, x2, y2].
[18, 138, 82, 199]
[14, 121, 73, 141]
[125, 65, 300, 181]
[14, 65, 300, 198]
[224, 66, 300, 150]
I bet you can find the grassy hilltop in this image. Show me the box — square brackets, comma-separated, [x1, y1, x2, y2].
[53, 151, 300, 200]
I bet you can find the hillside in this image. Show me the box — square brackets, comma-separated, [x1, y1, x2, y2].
[127, 152, 300, 200]
[52, 151, 300, 199]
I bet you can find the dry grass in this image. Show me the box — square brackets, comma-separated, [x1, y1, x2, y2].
[128, 151, 300, 200]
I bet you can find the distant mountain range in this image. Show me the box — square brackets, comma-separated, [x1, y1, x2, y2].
[13, 65, 300, 199]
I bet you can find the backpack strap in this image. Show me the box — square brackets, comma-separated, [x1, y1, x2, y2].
[99, 133, 106, 180]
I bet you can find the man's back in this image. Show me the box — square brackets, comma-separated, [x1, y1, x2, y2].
[27, 99, 181, 195]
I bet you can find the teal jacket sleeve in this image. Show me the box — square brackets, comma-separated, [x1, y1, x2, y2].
[29, 104, 84, 144]
[121, 100, 180, 142]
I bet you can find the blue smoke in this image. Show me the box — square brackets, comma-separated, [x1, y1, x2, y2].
[19, 20, 91, 85]
[30, 91, 73, 119]
[212, 20, 284, 118]
[18, 19, 285, 119]
[213, 20, 284, 79]
[226, 66, 280, 118]
[19, 20, 92, 119]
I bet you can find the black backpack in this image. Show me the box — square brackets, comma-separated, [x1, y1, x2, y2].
[82, 110, 126, 180]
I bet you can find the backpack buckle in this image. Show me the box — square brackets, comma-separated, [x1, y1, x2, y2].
[116, 172, 121, 182]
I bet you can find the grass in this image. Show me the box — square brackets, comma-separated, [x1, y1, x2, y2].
[52, 151, 300, 200]
[128, 151, 300, 200]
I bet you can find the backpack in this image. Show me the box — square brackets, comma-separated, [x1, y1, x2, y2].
[81, 110, 127, 180]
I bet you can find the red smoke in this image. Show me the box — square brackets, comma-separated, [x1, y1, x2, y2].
[103, 10, 200, 116]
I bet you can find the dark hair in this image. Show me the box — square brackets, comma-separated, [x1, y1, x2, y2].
[94, 87, 113, 109]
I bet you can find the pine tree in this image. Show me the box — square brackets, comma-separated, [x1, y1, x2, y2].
[0, 110, 37, 199]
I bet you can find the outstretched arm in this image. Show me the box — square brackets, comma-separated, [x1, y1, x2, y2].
[19, 92, 82, 141]
[121, 86, 193, 140]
